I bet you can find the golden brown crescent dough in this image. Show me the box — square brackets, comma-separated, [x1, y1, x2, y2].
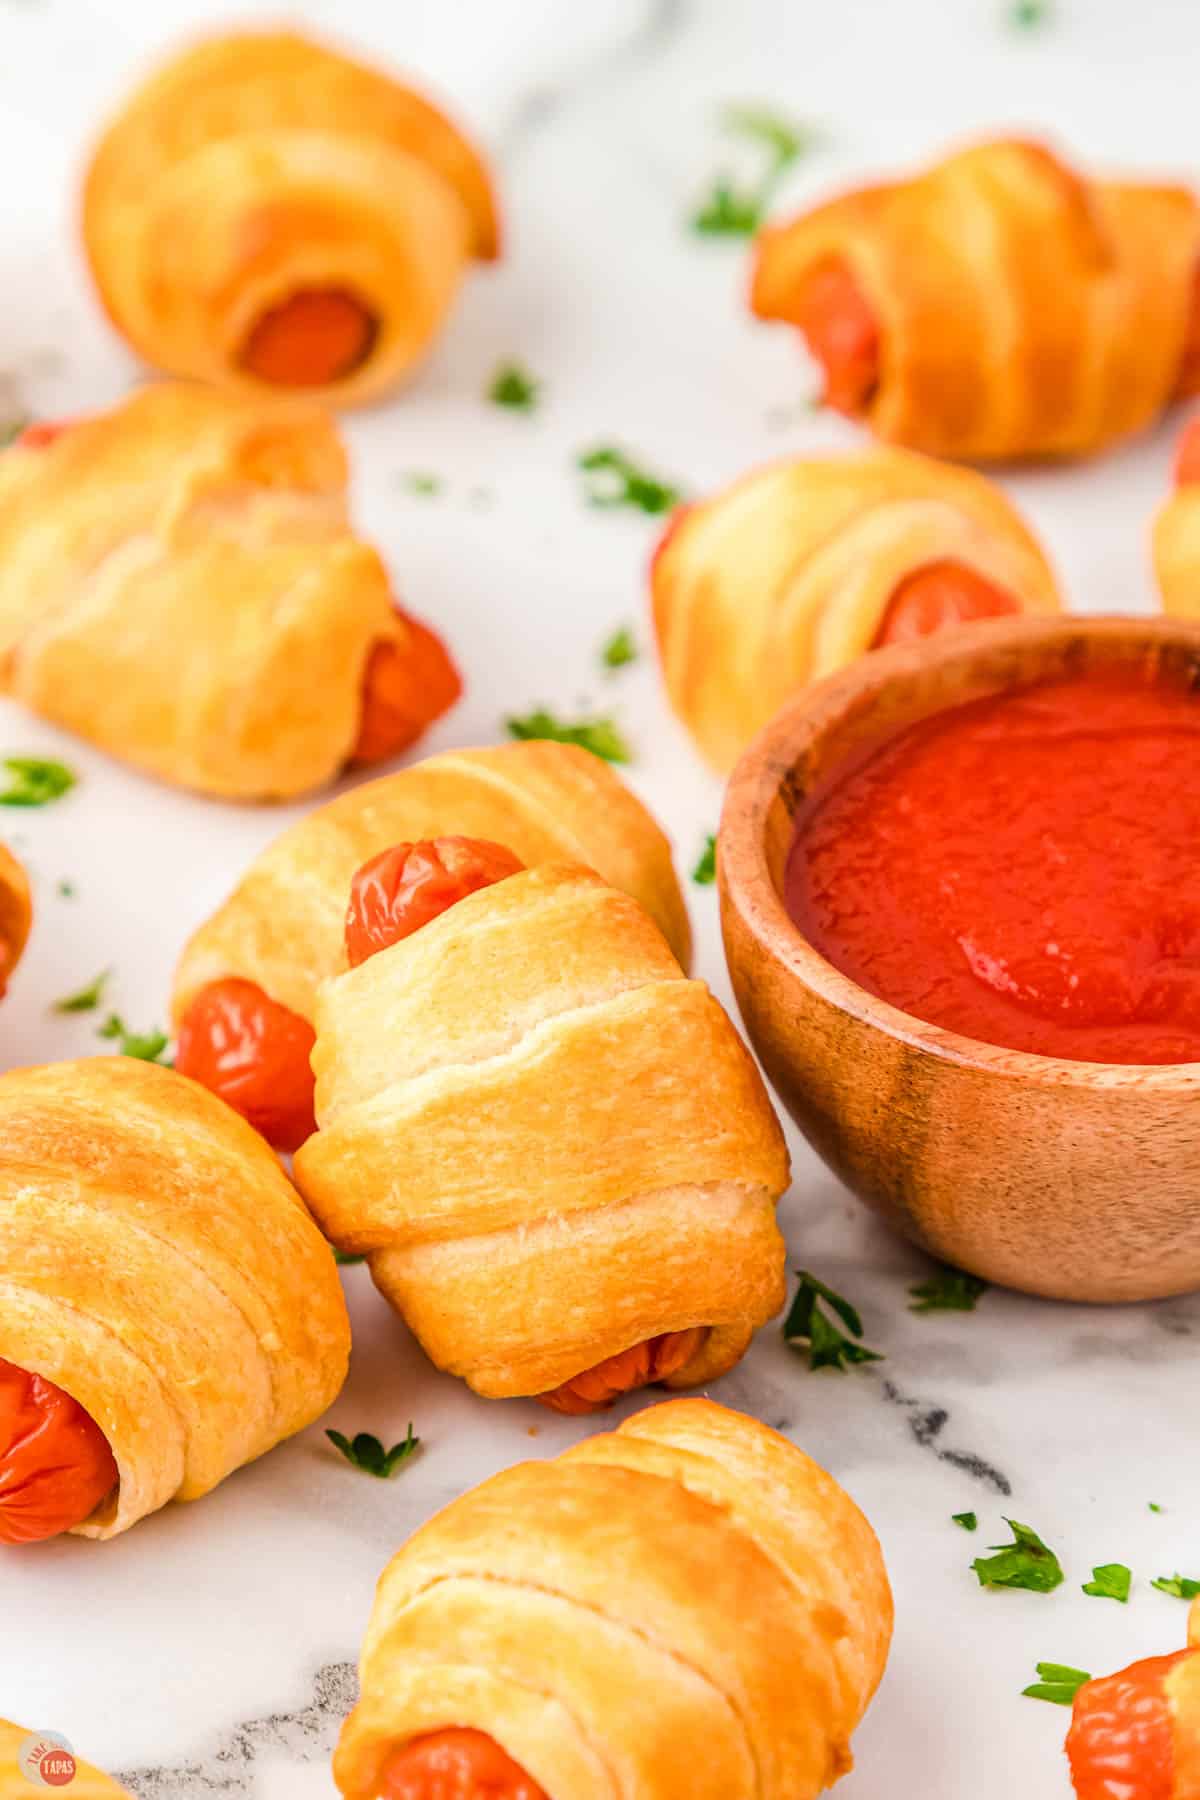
[652, 447, 1062, 772]
[0, 1058, 349, 1539]
[333, 1397, 892, 1799]
[293, 862, 788, 1399]
[0, 382, 457, 800]
[752, 137, 1200, 461]
[172, 740, 693, 1026]
[1153, 427, 1200, 615]
[0, 1722, 130, 1798]
[82, 28, 498, 405]
[0, 845, 31, 996]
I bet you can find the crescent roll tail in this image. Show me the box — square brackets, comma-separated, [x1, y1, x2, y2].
[173, 740, 692, 1025]
[752, 138, 1200, 461]
[334, 1397, 893, 1800]
[0, 1058, 349, 1540]
[652, 447, 1062, 772]
[0, 1722, 130, 1798]
[82, 29, 497, 405]
[0, 383, 459, 799]
[293, 862, 788, 1399]
[0, 845, 31, 996]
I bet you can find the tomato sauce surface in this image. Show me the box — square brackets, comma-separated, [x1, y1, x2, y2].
[785, 668, 1200, 1063]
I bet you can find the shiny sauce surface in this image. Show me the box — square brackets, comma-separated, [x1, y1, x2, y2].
[785, 668, 1200, 1063]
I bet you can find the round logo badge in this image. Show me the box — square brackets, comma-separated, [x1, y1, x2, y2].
[16, 1733, 76, 1788]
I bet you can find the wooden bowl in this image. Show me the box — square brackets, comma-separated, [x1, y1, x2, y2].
[719, 613, 1200, 1303]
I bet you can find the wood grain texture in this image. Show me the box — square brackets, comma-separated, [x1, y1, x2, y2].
[719, 614, 1200, 1303]
[651, 447, 1061, 771]
[82, 28, 497, 405]
[752, 137, 1200, 460]
[0, 1058, 350, 1538]
[334, 1398, 892, 1800]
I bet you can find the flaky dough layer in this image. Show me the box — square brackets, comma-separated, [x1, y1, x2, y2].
[753, 137, 1200, 461]
[335, 1398, 893, 1800]
[652, 446, 1061, 771]
[0, 1058, 349, 1539]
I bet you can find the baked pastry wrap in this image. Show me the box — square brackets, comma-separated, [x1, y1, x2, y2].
[293, 861, 788, 1398]
[652, 446, 1061, 771]
[752, 138, 1200, 460]
[82, 28, 498, 404]
[334, 1397, 893, 1800]
[0, 382, 457, 799]
[173, 740, 693, 1027]
[0, 1057, 349, 1539]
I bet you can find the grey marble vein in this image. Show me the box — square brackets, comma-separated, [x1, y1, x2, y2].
[881, 1379, 1012, 1497]
[114, 1662, 357, 1799]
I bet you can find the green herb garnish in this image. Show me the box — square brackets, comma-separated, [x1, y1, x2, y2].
[97, 1014, 171, 1064]
[908, 1267, 989, 1314]
[973, 1520, 1064, 1594]
[53, 969, 110, 1014]
[1009, 0, 1052, 26]
[691, 104, 818, 237]
[601, 625, 638, 671]
[505, 709, 631, 764]
[1083, 1563, 1131, 1604]
[783, 1269, 884, 1371]
[1150, 1502, 1164, 1513]
[952, 1512, 978, 1532]
[326, 1424, 420, 1479]
[333, 1249, 366, 1266]
[402, 472, 442, 498]
[56, 879, 76, 899]
[691, 835, 717, 886]
[1152, 1573, 1200, 1600]
[0, 756, 76, 807]
[489, 361, 540, 413]
[1022, 1663, 1091, 1707]
[577, 446, 683, 516]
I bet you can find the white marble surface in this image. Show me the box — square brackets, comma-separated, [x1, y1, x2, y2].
[1, 1, 1198, 1795]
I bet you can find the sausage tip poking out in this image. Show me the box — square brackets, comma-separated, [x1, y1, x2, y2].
[1174, 417, 1200, 487]
[344, 836, 525, 967]
[0, 1358, 118, 1544]
[1066, 1650, 1189, 1799]
[538, 1327, 707, 1415]
[794, 259, 881, 416]
[351, 611, 463, 770]
[239, 288, 379, 388]
[378, 1728, 547, 1800]
[871, 560, 1022, 648]
[174, 977, 317, 1152]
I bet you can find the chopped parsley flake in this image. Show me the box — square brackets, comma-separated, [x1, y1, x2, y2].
[783, 1269, 884, 1371]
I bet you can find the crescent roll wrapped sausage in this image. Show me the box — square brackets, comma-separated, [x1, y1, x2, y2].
[0, 1722, 130, 1798]
[172, 742, 691, 1150]
[293, 858, 788, 1405]
[0, 383, 460, 800]
[0, 846, 31, 997]
[651, 447, 1061, 772]
[82, 28, 498, 404]
[1066, 1597, 1200, 1798]
[334, 1397, 893, 1800]
[752, 137, 1200, 461]
[0, 1057, 349, 1542]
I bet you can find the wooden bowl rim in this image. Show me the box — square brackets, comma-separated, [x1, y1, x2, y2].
[719, 612, 1200, 1092]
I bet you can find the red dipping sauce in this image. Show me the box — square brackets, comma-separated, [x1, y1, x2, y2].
[785, 668, 1200, 1064]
